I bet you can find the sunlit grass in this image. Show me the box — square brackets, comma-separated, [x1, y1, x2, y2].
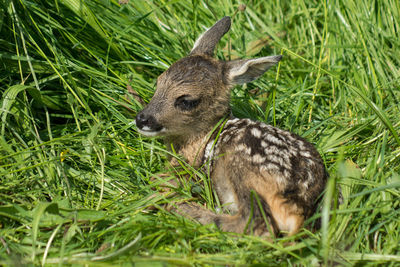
[0, 0, 399, 265]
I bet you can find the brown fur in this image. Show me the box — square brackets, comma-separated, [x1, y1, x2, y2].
[136, 17, 327, 236]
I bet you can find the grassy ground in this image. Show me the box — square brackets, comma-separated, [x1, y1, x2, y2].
[0, 0, 399, 266]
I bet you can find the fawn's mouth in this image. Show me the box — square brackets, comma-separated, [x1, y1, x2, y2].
[137, 126, 165, 137]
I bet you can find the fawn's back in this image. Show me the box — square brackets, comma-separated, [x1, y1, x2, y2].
[136, 17, 327, 236]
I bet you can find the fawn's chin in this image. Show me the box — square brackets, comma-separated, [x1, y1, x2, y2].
[137, 128, 165, 137]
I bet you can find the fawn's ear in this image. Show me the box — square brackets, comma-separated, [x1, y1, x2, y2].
[226, 55, 282, 84]
[190, 16, 231, 56]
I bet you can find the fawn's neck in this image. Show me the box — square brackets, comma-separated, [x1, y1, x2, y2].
[165, 114, 232, 168]
[165, 131, 210, 168]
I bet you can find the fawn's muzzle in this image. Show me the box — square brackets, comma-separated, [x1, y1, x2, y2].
[135, 111, 163, 136]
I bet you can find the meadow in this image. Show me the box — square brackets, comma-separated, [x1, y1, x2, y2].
[0, 0, 399, 266]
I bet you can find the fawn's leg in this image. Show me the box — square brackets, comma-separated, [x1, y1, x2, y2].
[168, 201, 274, 236]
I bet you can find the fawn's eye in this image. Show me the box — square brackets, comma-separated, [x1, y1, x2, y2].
[174, 95, 201, 111]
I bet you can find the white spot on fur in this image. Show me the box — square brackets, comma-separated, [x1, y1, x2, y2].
[236, 144, 251, 154]
[251, 128, 262, 138]
[300, 151, 311, 158]
[227, 118, 239, 124]
[252, 154, 265, 164]
[222, 134, 232, 143]
[266, 154, 290, 169]
[245, 118, 256, 125]
[264, 146, 280, 155]
[261, 140, 269, 148]
[283, 169, 291, 179]
[298, 141, 306, 150]
[265, 133, 284, 146]
[302, 180, 310, 190]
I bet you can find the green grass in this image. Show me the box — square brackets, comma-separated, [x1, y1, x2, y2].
[0, 0, 399, 266]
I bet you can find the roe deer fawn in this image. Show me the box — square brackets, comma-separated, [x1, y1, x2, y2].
[136, 17, 327, 236]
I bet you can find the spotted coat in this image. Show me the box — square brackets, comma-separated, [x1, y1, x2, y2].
[203, 118, 327, 220]
[135, 17, 328, 236]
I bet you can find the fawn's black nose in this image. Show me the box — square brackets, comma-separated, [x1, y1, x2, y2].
[135, 111, 163, 132]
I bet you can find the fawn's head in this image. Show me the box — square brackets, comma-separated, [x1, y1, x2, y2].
[136, 17, 281, 139]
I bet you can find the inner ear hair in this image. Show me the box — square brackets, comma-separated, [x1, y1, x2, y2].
[227, 55, 282, 84]
[190, 16, 231, 56]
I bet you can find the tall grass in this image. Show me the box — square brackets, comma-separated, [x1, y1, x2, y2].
[0, 0, 399, 265]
